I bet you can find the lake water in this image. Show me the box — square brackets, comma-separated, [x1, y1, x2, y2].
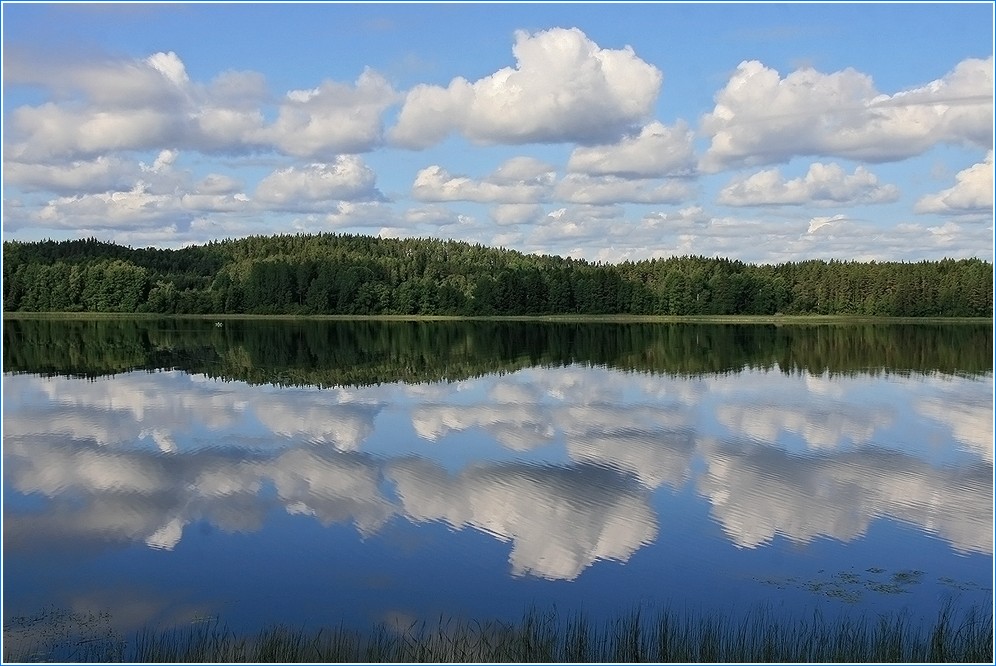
[2, 318, 992, 645]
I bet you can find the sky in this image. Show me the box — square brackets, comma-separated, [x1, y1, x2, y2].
[2, 2, 993, 264]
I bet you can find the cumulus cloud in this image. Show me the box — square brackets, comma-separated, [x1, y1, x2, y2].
[719, 163, 900, 207]
[8, 103, 184, 161]
[528, 204, 626, 245]
[4, 50, 397, 161]
[389, 27, 662, 148]
[566, 120, 696, 177]
[806, 213, 851, 235]
[20, 150, 251, 232]
[915, 150, 994, 214]
[700, 56, 994, 171]
[5, 48, 189, 109]
[261, 69, 400, 157]
[401, 204, 465, 227]
[34, 182, 191, 230]
[554, 173, 693, 205]
[194, 173, 243, 195]
[4, 156, 135, 194]
[281, 201, 401, 233]
[255, 156, 385, 211]
[490, 203, 546, 227]
[412, 157, 555, 203]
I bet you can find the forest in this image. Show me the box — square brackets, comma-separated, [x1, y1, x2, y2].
[2, 233, 993, 317]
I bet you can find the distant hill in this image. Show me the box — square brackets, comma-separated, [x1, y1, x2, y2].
[3, 233, 992, 317]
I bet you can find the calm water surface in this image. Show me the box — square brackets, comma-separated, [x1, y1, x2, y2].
[3, 319, 992, 640]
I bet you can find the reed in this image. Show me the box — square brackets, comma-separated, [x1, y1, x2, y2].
[5, 603, 992, 663]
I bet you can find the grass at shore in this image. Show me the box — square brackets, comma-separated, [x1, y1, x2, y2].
[5, 604, 992, 663]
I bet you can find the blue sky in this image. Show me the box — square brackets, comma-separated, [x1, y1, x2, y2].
[2, 2, 993, 263]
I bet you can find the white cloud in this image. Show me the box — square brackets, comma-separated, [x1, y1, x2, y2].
[261, 69, 400, 157]
[807, 214, 848, 235]
[311, 201, 402, 231]
[194, 173, 243, 195]
[21, 150, 248, 231]
[528, 204, 625, 245]
[190, 107, 267, 152]
[490, 156, 557, 184]
[255, 156, 384, 210]
[915, 150, 994, 214]
[389, 27, 662, 148]
[179, 192, 250, 214]
[8, 103, 183, 161]
[412, 157, 555, 203]
[490, 203, 545, 226]
[145, 51, 190, 88]
[554, 173, 693, 205]
[401, 204, 464, 227]
[5, 48, 189, 109]
[4, 156, 134, 194]
[700, 56, 994, 171]
[141, 149, 179, 174]
[638, 204, 711, 231]
[719, 163, 900, 207]
[35, 182, 189, 230]
[567, 121, 696, 177]
[205, 69, 268, 106]
[3, 51, 397, 160]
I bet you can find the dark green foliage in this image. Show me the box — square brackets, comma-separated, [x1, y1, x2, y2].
[3, 234, 992, 316]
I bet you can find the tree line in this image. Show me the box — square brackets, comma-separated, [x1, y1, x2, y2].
[3, 234, 992, 317]
[5, 318, 991, 387]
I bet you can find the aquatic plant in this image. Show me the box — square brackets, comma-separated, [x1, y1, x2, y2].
[4, 603, 991, 663]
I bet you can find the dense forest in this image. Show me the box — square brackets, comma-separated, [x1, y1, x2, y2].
[2, 234, 993, 317]
[4, 318, 991, 387]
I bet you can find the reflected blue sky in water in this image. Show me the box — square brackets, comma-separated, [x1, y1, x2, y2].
[3, 364, 992, 634]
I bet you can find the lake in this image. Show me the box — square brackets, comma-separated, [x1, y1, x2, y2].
[2, 318, 992, 648]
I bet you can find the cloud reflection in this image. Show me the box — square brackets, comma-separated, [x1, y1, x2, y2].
[255, 399, 380, 450]
[714, 402, 895, 449]
[3, 365, 992, 580]
[915, 376, 994, 463]
[387, 458, 658, 580]
[697, 438, 992, 554]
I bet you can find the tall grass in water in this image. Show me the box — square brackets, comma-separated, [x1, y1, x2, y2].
[5, 604, 992, 663]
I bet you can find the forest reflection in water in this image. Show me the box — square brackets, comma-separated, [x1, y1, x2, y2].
[2, 318, 992, 637]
